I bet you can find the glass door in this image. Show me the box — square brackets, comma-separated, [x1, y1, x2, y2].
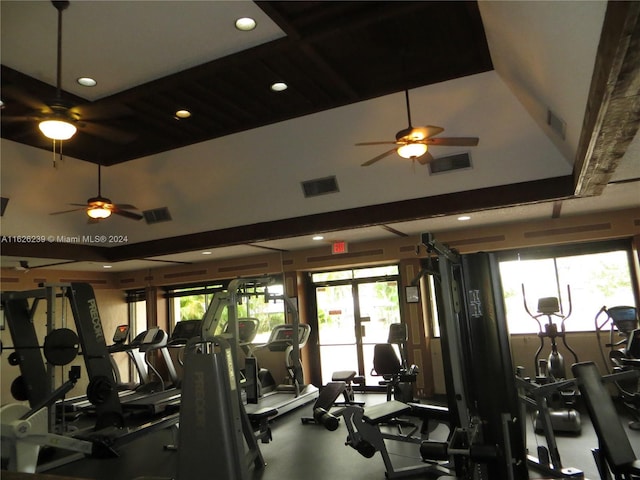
[315, 274, 401, 386]
[316, 284, 358, 385]
[358, 280, 401, 386]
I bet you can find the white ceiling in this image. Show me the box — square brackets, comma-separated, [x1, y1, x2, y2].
[1, 1, 638, 273]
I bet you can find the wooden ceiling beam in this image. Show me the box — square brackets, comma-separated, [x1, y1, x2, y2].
[574, 1, 640, 196]
[1, 176, 574, 263]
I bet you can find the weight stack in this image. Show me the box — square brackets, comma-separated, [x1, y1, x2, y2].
[461, 253, 528, 480]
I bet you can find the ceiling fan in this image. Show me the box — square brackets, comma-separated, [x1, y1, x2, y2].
[357, 89, 479, 167]
[50, 164, 143, 221]
[1, 1, 135, 145]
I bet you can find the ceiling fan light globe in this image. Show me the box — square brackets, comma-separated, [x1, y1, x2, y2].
[87, 207, 111, 219]
[397, 143, 427, 159]
[39, 119, 77, 140]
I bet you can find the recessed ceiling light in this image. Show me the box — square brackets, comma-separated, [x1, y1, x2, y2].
[103, 265, 113, 269]
[235, 17, 256, 31]
[202, 251, 212, 255]
[270, 82, 288, 92]
[175, 109, 191, 119]
[77, 77, 97, 87]
[457, 215, 471, 221]
[312, 235, 324, 241]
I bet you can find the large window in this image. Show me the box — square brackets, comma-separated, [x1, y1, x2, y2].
[167, 281, 286, 344]
[167, 283, 227, 326]
[498, 241, 636, 334]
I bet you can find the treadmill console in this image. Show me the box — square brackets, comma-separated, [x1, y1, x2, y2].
[168, 320, 202, 346]
[112, 324, 130, 344]
[267, 324, 311, 352]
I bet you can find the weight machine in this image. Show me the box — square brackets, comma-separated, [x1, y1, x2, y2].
[1, 283, 182, 473]
[174, 335, 276, 480]
[323, 234, 528, 480]
[2, 283, 123, 431]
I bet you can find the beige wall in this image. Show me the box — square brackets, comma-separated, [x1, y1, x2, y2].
[1, 207, 638, 405]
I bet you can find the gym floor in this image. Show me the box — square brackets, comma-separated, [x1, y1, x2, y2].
[32, 394, 640, 480]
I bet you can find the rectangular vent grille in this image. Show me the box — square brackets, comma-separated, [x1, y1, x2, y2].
[143, 207, 172, 224]
[301, 176, 339, 198]
[547, 108, 566, 139]
[428, 152, 472, 175]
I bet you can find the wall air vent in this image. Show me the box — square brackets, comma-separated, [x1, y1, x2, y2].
[547, 108, 566, 140]
[428, 152, 472, 175]
[301, 176, 339, 198]
[143, 207, 172, 224]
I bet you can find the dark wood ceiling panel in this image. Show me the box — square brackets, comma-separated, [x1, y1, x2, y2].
[1, 1, 491, 166]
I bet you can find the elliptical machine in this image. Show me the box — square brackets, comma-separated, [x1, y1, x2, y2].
[595, 305, 640, 430]
[521, 285, 581, 434]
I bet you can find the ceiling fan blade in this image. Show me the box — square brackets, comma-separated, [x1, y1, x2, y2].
[113, 203, 138, 210]
[50, 207, 85, 215]
[416, 151, 435, 165]
[71, 102, 134, 122]
[425, 137, 479, 146]
[112, 208, 143, 221]
[361, 148, 398, 167]
[356, 141, 399, 146]
[1, 85, 52, 113]
[1, 115, 41, 123]
[77, 121, 138, 144]
[411, 126, 445, 139]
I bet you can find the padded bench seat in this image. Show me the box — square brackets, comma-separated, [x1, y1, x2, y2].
[363, 400, 410, 425]
[407, 402, 449, 421]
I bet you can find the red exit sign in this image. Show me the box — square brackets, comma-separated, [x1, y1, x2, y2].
[332, 241, 348, 254]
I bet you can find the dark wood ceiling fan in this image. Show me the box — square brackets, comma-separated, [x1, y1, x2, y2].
[356, 89, 479, 167]
[0, 1, 135, 145]
[50, 163, 143, 221]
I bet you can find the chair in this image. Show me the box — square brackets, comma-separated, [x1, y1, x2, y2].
[571, 361, 640, 480]
[371, 343, 403, 401]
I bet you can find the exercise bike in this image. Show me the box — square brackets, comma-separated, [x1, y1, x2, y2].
[520, 285, 581, 434]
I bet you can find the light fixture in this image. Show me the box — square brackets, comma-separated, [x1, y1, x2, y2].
[270, 82, 288, 92]
[103, 265, 113, 269]
[86, 198, 112, 219]
[397, 143, 427, 159]
[38, 118, 77, 140]
[312, 235, 324, 241]
[202, 251, 212, 255]
[77, 77, 97, 87]
[235, 17, 256, 31]
[175, 109, 191, 119]
[457, 215, 471, 221]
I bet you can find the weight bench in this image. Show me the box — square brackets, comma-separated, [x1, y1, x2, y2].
[332, 370, 365, 404]
[324, 400, 452, 479]
[301, 376, 364, 428]
[572, 362, 640, 480]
